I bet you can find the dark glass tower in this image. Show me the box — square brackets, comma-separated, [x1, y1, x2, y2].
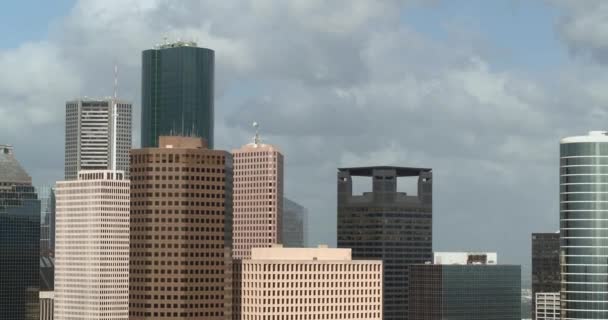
[141, 41, 214, 148]
[531, 232, 560, 319]
[0, 145, 40, 320]
[337, 166, 432, 320]
[560, 131, 608, 319]
[409, 264, 521, 319]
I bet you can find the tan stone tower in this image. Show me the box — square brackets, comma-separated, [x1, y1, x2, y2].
[231, 123, 284, 260]
[129, 136, 233, 319]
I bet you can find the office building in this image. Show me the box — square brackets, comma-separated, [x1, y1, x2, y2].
[39, 186, 56, 257]
[233, 245, 383, 320]
[141, 41, 215, 148]
[129, 136, 233, 319]
[408, 252, 521, 320]
[337, 166, 432, 320]
[40, 291, 54, 320]
[0, 144, 41, 320]
[560, 131, 608, 318]
[232, 129, 283, 259]
[535, 292, 560, 320]
[64, 98, 132, 180]
[282, 197, 308, 247]
[54, 170, 130, 320]
[531, 232, 560, 319]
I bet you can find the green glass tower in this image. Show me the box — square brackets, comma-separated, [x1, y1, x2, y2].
[141, 41, 214, 148]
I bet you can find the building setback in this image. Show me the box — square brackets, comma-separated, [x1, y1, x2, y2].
[129, 136, 233, 319]
[232, 132, 283, 259]
[64, 98, 132, 180]
[408, 252, 521, 320]
[337, 166, 432, 320]
[232, 245, 383, 320]
[560, 131, 608, 319]
[282, 197, 307, 247]
[531, 232, 560, 319]
[54, 170, 130, 320]
[141, 41, 215, 148]
[0, 144, 41, 320]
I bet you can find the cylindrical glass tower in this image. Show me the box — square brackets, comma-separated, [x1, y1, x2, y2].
[561, 131, 608, 319]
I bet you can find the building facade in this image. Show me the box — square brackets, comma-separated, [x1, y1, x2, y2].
[408, 252, 521, 320]
[40, 291, 54, 320]
[337, 166, 432, 320]
[141, 41, 215, 148]
[531, 232, 560, 319]
[54, 170, 130, 320]
[560, 131, 608, 319]
[233, 245, 383, 320]
[282, 197, 307, 247]
[232, 134, 283, 259]
[0, 144, 41, 320]
[535, 292, 560, 320]
[64, 98, 132, 180]
[129, 136, 233, 319]
[39, 186, 56, 258]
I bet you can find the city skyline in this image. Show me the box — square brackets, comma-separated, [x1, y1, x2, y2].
[5, 0, 608, 279]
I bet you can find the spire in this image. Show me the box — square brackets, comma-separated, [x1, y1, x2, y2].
[253, 122, 260, 145]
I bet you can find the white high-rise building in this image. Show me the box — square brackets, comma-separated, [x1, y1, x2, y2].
[232, 124, 284, 259]
[64, 98, 132, 180]
[54, 170, 130, 320]
[536, 292, 560, 320]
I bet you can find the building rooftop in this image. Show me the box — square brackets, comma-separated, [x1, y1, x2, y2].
[434, 252, 498, 265]
[155, 40, 200, 49]
[250, 244, 353, 261]
[561, 130, 608, 144]
[338, 166, 431, 177]
[0, 145, 32, 184]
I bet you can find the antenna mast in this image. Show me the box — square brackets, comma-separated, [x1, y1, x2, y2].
[111, 64, 118, 172]
[253, 122, 260, 145]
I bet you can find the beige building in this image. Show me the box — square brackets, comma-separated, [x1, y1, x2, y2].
[40, 291, 54, 320]
[54, 170, 130, 320]
[233, 245, 383, 320]
[232, 127, 283, 259]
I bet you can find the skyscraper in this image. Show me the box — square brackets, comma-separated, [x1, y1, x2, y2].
[232, 128, 283, 259]
[531, 232, 560, 319]
[54, 170, 130, 320]
[0, 144, 41, 320]
[232, 245, 383, 320]
[39, 186, 56, 258]
[282, 197, 307, 247]
[64, 98, 132, 180]
[337, 166, 432, 320]
[560, 131, 608, 319]
[129, 136, 233, 319]
[141, 41, 214, 148]
[408, 252, 521, 320]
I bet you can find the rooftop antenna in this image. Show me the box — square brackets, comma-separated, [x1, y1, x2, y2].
[253, 122, 260, 145]
[111, 64, 119, 172]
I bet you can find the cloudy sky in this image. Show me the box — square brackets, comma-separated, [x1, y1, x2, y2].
[3, 0, 608, 281]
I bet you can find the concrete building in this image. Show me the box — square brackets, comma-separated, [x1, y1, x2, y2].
[0, 144, 41, 320]
[535, 292, 560, 320]
[129, 136, 233, 319]
[408, 252, 521, 320]
[282, 197, 307, 247]
[560, 131, 608, 319]
[40, 291, 54, 320]
[337, 166, 432, 320]
[54, 170, 130, 320]
[141, 41, 215, 148]
[233, 245, 383, 320]
[232, 127, 283, 259]
[64, 98, 132, 180]
[531, 232, 560, 319]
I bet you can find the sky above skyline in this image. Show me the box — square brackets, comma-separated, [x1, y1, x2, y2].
[3, 0, 608, 281]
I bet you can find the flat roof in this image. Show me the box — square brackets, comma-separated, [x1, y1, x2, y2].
[338, 166, 431, 177]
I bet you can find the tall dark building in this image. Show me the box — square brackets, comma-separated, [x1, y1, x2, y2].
[337, 166, 432, 320]
[0, 144, 41, 320]
[531, 232, 560, 319]
[141, 41, 214, 148]
[409, 262, 521, 319]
